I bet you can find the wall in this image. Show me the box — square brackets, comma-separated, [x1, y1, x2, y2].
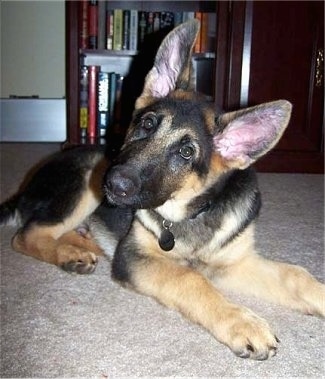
[1, 1, 65, 98]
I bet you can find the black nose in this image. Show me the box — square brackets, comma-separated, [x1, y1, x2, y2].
[105, 166, 140, 198]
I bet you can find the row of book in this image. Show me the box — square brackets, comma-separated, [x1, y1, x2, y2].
[80, 65, 123, 142]
[80, 1, 215, 53]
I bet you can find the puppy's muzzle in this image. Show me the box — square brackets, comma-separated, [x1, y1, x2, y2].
[104, 165, 140, 204]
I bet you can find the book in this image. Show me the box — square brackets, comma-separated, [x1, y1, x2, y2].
[113, 9, 123, 50]
[122, 10, 130, 50]
[108, 72, 117, 128]
[129, 10, 138, 51]
[194, 12, 202, 53]
[174, 12, 183, 27]
[153, 12, 160, 32]
[146, 11, 154, 34]
[106, 9, 114, 49]
[80, 0, 89, 49]
[182, 12, 195, 23]
[88, 65, 99, 141]
[80, 66, 89, 137]
[138, 11, 147, 47]
[97, 71, 110, 137]
[160, 12, 174, 30]
[200, 13, 209, 53]
[113, 74, 124, 134]
[88, 0, 98, 49]
[97, 0, 106, 49]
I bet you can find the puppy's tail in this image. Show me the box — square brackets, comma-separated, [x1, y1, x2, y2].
[0, 194, 21, 226]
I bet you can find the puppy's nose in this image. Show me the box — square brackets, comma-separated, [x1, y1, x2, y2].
[105, 167, 139, 198]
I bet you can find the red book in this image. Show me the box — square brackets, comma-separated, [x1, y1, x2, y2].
[88, 0, 98, 49]
[80, 0, 89, 49]
[88, 66, 99, 142]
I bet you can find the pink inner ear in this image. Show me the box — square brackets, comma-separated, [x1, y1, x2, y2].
[213, 111, 282, 162]
[148, 40, 182, 98]
[149, 68, 176, 98]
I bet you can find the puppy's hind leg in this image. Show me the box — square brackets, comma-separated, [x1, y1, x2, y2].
[213, 253, 325, 317]
[12, 226, 101, 274]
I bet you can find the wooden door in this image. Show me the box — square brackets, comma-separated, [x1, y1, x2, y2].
[215, 1, 324, 173]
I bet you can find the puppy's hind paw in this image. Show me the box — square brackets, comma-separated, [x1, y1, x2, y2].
[58, 249, 98, 274]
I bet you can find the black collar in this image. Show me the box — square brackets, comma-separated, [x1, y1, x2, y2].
[157, 201, 212, 251]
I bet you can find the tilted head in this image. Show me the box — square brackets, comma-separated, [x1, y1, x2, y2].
[104, 20, 292, 215]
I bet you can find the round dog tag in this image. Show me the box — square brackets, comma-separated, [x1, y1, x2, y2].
[159, 229, 175, 251]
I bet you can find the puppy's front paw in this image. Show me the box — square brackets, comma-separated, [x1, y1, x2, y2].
[218, 306, 278, 360]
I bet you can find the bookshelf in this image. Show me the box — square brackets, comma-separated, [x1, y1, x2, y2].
[65, 1, 218, 147]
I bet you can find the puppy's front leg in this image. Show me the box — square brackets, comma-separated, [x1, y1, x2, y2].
[113, 245, 278, 360]
[213, 254, 325, 317]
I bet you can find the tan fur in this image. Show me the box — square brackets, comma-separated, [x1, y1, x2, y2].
[131, 221, 278, 360]
[129, 216, 324, 359]
[203, 107, 218, 133]
[212, 253, 325, 317]
[88, 156, 109, 199]
[13, 228, 102, 273]
[155, 172, 204, 222]
[171, 89, 198, 101]
[209, 153, 227, 176]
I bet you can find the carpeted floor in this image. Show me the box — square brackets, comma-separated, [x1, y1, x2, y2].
[0, 143, 324, 378]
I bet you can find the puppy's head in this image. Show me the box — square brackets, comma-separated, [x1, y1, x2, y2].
[104, 20, 292, 214]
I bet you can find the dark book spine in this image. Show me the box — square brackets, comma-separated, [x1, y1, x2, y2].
[97, 0, 106, 50]
[113, 74, 124, 134]
[174, 12, 183, 27]
[160, 11, 174, 30]
[138, 11, 147, 48]
[146, 11, 154, 35]
[108, 72, 117, 128]
[88, 0, 98, 49]
[122, 10, 130, 50]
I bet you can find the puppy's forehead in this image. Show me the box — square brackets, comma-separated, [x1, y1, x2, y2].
[137, 97, 209, 129]
[154, 114, 197, 143]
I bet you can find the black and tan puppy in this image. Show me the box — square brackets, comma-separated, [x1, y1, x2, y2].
[1, 20, 324, 360]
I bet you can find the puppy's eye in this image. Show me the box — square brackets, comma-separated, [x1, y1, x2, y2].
[179, 145, 194, 160]
[142, 114, 158, 130]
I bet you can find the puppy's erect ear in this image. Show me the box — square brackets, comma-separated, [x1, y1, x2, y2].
[214, 100, 292, 169]
[135, 20, 200, 109]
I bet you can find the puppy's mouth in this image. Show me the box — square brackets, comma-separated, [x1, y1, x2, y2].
[103, 183, 166, 210]
[103, 184, 139, 208]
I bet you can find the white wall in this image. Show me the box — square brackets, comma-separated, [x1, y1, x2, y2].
[1, 1, 65, 98]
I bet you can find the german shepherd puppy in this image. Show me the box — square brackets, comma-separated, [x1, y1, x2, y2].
[1, 20, 324, 360]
